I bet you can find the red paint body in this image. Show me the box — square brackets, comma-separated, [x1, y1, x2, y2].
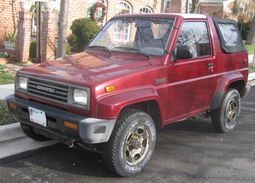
[17, 14, 249, 128]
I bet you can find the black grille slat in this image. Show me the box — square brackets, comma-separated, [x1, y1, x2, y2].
[27, 78, 69, 103]
[28, 85, 68, 96]
[28, 80, 68, 91]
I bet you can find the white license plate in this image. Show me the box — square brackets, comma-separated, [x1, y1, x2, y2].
[28, 107, 47, 127]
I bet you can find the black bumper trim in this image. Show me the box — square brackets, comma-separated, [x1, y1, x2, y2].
[6, 95, 116, 144]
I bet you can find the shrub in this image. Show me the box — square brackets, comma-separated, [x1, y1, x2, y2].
[67, 34, 78, 53]
[238, 21, 251, 41]
[66, 42, 72, 55]
[70, 18, 100, 52]
[6, 33, 17, 43]
[29, 41, 37, 60]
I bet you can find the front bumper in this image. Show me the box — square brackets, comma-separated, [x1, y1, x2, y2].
[6, 95, 116, 144]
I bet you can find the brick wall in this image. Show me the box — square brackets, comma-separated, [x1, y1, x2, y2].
[16, 11, 32, 63]
[0, 0, 21, 48]
[66, 0, 162, 34]
[198, 4, 224, 18]
[67, 0, 87, 34]
[169, 0, 182, 13]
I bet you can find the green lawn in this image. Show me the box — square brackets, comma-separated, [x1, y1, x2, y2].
[245, 44, 255, 55]
[0, 100, 17, 125]
[0, 64, 15, 84]
[0, 72, 15, 84]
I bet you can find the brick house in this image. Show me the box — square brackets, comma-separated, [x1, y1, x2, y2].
[196, 0, 227, 17]
[0, 0, 163, 49]
[2, 0, 253, 49]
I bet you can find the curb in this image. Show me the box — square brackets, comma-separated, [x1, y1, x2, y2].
[0, 122, 25, 143]
[0, 122, 57, 160]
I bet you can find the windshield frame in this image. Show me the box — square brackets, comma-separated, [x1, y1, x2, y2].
[86, 16, 176, 57]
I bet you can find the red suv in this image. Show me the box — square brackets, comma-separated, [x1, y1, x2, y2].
[6, 13, 250, 176]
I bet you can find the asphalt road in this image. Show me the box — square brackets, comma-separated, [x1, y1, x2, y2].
[0, 87, 254, 183]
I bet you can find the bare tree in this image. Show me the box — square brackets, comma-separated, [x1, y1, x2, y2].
[57, 0, 69, 58]
[191, 0, 200, 13]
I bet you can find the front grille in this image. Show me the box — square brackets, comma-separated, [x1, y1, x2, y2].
[28, 78, 69, 103]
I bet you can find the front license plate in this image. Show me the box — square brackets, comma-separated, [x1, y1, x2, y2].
[28, 107, 47, 127]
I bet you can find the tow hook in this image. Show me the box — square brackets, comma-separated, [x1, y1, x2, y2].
[67, 139, 76, 148]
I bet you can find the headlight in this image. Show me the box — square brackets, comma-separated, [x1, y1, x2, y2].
[73, 89, 88, 105]
[18, 77, 28, 90]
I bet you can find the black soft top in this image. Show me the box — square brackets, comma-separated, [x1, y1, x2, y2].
[213, 18, 246, 53]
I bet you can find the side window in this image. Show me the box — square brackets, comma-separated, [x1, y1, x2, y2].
[218, 23, 238, 47]
[214, 20, 246, 53]
[176, 22, 212, 60]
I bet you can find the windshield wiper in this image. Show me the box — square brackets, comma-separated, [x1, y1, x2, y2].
[113, 47, 150, 59]
[87, 45, 111, 55]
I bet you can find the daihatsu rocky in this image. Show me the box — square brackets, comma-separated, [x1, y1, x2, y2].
[6, 13, 250, 176]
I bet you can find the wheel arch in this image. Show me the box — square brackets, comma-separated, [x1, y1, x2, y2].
[210, 73, 246, 110]
[119, 100, 162, 129]
[97, 88, 163, 128]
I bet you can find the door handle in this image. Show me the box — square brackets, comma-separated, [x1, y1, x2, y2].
[208, 63, 214, 69]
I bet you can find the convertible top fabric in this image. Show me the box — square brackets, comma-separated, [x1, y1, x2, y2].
[213, 18, 246, 53]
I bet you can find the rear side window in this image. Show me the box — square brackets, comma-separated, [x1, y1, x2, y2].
[176, 22, 212, 59]
[213, 18, 246, 53]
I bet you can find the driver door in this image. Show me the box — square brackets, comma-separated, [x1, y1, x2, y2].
[166, 21, 217, 123]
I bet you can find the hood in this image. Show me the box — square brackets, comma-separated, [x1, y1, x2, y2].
[20, 51, 159, 86]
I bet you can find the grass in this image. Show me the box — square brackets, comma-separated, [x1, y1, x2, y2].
[0, 64, 15, 84]
[249, 66, 255, 73]
[0, 73, 15, 84]
[245, 44, 255, 55]
[0, 100, 17, 125]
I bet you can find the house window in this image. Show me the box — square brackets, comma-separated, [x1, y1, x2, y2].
[140, 6, 153, 14]
[115, 0, 132, 15]
[163, 0, 171, 13]
[114, 1, 132, 42]
[87, 0, 107, 16]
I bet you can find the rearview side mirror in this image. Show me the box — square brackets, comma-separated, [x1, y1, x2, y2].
[175, 45, 193, 60]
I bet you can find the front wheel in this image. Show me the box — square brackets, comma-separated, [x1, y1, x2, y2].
[211, 89, 241, 133]
[103, 109, 156, 176]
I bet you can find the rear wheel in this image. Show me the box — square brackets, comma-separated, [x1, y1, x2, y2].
[20, 123, 50, 141]
[211, 89, 241, 133]
[103, 109, 156, 176]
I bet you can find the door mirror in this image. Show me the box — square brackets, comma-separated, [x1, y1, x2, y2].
[176, 45, 193, 60]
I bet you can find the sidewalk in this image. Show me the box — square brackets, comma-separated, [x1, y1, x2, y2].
[0, 84, 14, 100]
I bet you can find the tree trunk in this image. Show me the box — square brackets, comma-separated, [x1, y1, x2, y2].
[252, 49, 255, 67]
[57, 0, 69, 58]
[246, 16, 255, 45]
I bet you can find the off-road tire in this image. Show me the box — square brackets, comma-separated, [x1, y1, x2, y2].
[102, 109, 156, 176]
[20, 123, 50, 141]
[211, 89, 241, 133]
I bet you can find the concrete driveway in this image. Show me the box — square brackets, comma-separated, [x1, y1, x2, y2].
[0, 87, 254, 183]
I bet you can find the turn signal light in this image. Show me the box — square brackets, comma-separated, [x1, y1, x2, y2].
[64, 121, 78, 130]
[8, 102, 17, 111]
[105, 85, 116, 93]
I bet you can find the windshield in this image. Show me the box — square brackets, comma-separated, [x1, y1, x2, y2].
[88, 17, 174, 56]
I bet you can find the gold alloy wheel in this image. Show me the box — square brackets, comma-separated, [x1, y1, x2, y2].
[123, 125, 150, 165]
[225, 99, 238, 128]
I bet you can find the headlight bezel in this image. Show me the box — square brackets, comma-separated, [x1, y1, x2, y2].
[72, 88, 89, 106]
[70, 87, 90, 110]
[17, 76, 29, 90]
